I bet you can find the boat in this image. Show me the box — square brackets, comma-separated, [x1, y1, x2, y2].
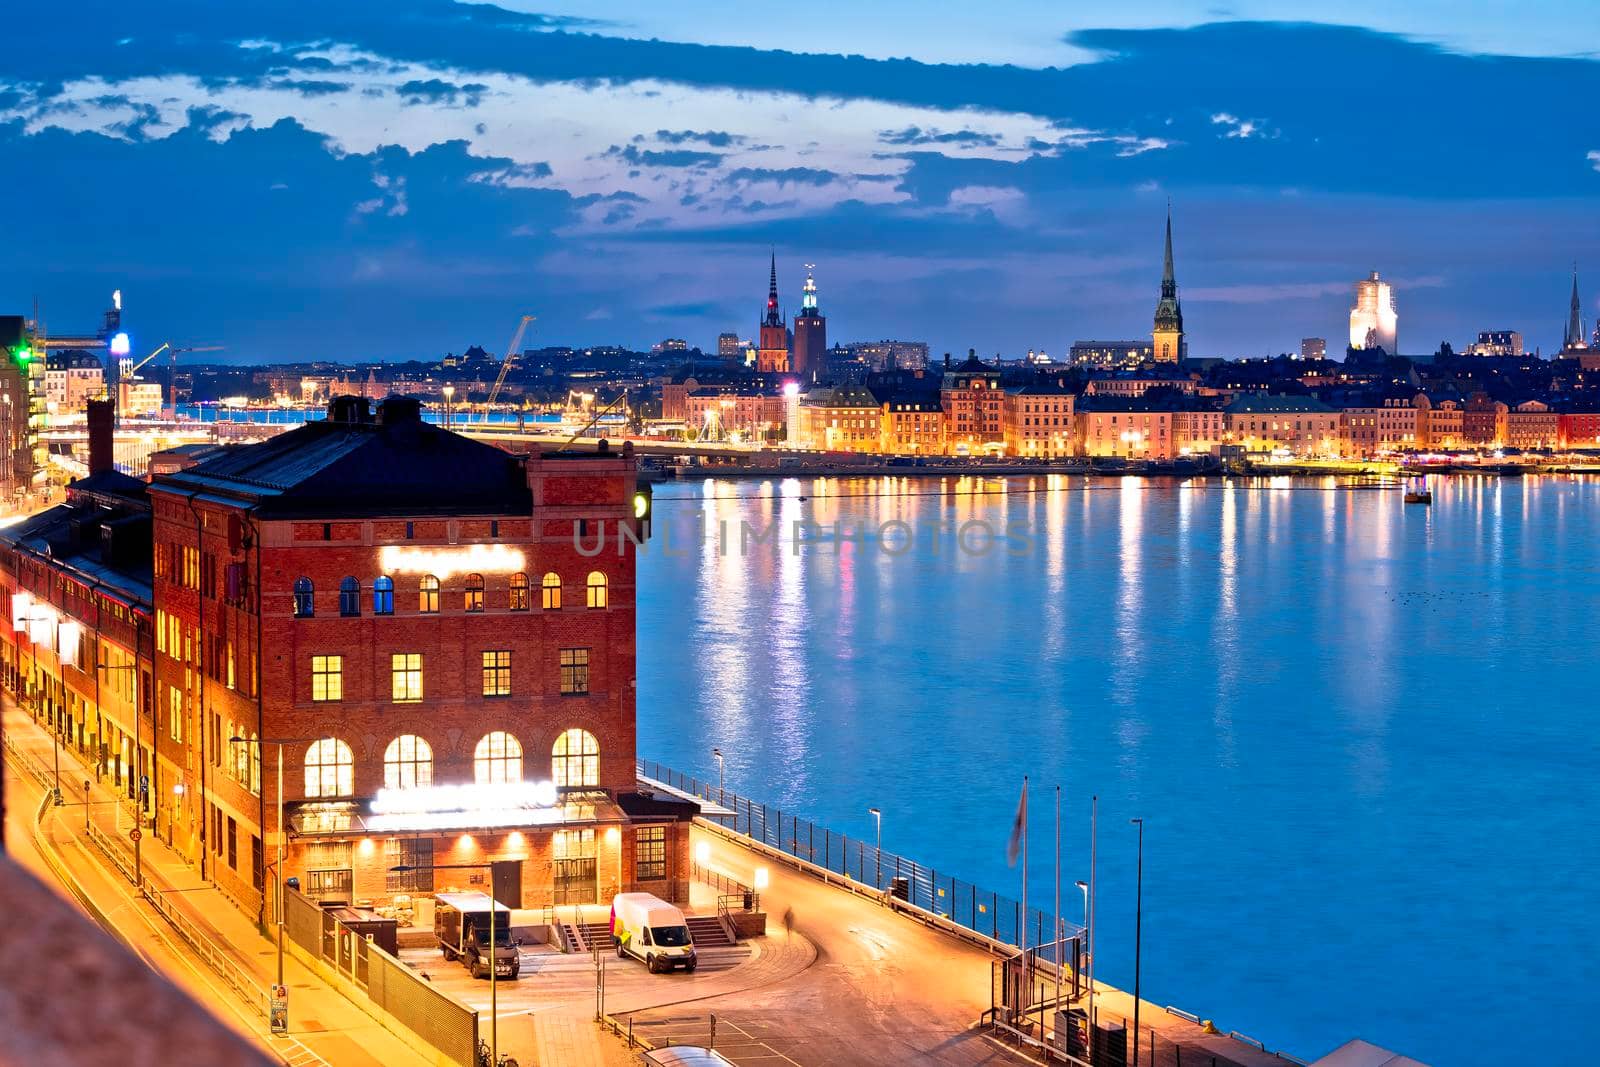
[1403, 475, 1432, 505]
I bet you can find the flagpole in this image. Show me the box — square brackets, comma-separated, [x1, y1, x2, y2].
[1089, 794, 1098, 1064]
[1021, 774, 1028, 963]
[1054, 784, 1061, 1021]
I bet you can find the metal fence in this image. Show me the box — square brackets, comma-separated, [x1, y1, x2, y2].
[639, 758, 1083, 955]
[284, 887, 479, 1067]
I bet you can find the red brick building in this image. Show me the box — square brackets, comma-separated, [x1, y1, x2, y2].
[139, 395, 689, 917]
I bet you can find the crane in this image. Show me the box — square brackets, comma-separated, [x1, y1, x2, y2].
[121, 342, 224, 411]
[484, 314, 534, 415]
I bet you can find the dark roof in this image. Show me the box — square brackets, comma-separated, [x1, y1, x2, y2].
[70, 469, 150, 504]
[0, 480, 153, 605]
[1224, 395, 1335, 415]
[1076, 393, 1215, 413]
[616, 790, 700, 820]
[153, 397, 533, 518]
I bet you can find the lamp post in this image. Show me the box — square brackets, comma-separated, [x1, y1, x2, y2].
[712, 747, 723, 805]
[231, 734, 316, 989]
[1130, 818, 1144, 1067]
[30, 610, 63, 805]
[868, 807, 882, 889]
[393, 861, 506, 1064]
[442, 385, 455, 430]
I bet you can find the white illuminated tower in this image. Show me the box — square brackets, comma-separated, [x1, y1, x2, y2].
[1349, 271, 1399, 355]
[792, 263, 827, 380]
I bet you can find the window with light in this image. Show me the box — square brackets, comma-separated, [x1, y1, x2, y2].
[474, 731, 522, 784]
[373, 575, 394, 615]
[552, 727, 599, 788]
[542, 572, 562, 610]
[418, 574, 440, 614]
[482, 650, 511, 697]
[304, 738, 353, 798]
[293, 577, 314, 618]
[559, 648, 589, 694]
[586, 571, 608, 609]
[508, 572, 529, 611]
[464, 573, 484, 613]
[310, 655, 343, 702]
[391, 653, 423, 702]
[383, 735, 433, 790]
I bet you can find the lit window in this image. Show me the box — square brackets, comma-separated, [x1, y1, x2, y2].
[508, 573, 529, 611]
[383, 735, 433, 790]
[635, 825, 666, 881]
[310, 655, 343, 702]
[391, 653, 423, 702]
[474, 731, 522, 784]
[338, 576, 360, 617]
[464, 573, 484, 613]
[586, 571, 608, 609]
[418, 575, 440, 613]
[293, 577, 314, 618]
[373, 575, 394, 615]
[304, 738, 353, 798]
[481, 650, 511, 697]
[559, 648, 590, 695]
[552, 727, 599, 788]
[541, 572, 562, 610]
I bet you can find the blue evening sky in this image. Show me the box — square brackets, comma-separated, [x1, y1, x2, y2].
[3, 1, 1597, 362]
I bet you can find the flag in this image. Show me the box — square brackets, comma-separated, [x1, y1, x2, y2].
[1006, 777, 1027, 867]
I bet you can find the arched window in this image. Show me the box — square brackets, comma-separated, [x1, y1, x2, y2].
[383, 735, 433, 790]
[586, 571, 608, 609]
[474, 732, 522, 784]
[418, 574, 440, 614]
[293, 577, 314, 618]
[339, 576, 360, 617]
[464, 573, 484, 613]
[373, 575, 394, 616]
[541, 572, 562, 610]
[552, 728, 599, 789]
[508, 573, 529, 612]
[304, 738, 353, 798]
[250, 734, 261, 796]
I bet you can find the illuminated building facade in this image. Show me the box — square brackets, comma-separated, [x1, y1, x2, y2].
[791, 264, 827, 381]
[1001, 383, 1075, 458]
[1151, 207, 1185, 363]
[1349, 272, 1399, 354]
[1422, 399, 1464, 449]
[756, 253, 790, 374]
[940, 352, 1004, 453]
[0, 316, 39, 499]
[1342, 391, 1428, 453]
[1223, 395, 1343, 457]
[1467, 331, 1523, 357]
[1301, 338, 1327, 360]
[798, 384, 880, 452]
[130, 396, 686, 918]
[1070, 341, 1154, 368]
[1504, 400, 1559, 449]
[1462, 393, 1508, 447]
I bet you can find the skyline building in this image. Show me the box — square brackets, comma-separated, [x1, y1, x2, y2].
[756, 252, 790, 373]
[1151, 207, 1185, 363]
[1301, 337, 1327, 360]
[1349, 271, 1399, 354]
[792, 263, 827, 381]
[1467, 330, 1524, 357]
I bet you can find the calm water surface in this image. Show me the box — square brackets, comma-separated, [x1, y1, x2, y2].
[635, 475, 1600, 1065]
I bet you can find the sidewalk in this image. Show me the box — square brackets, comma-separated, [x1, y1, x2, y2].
[3, 698, 438, 1067]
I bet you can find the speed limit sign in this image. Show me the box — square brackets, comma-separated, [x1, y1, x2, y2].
[129, 828, 142, 842]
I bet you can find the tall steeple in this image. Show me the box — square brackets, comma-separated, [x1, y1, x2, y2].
[764, 249, 783, 328]
[1566, 265, 1584, 350]
[1152, 203, 1184, 362]
[757, 249, 790, 373]
[793, 262, 826, 380]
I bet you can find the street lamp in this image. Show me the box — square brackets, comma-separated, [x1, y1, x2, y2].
[1130, 818, 1144, 1067]
[1074, 880, 1089, 941]
[392, 861, 507, 1065]
[442, 385, 455, 430]
[712, 747, 724, 805]
[868, 807, 882, 889]
[231, 734, 317, 990]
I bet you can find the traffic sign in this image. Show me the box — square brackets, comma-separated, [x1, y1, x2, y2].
[129, 828, 142, 842]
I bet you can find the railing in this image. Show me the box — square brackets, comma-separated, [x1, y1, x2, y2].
[143, 881, 270, 1018]
[691, 860, 751, 900]
[641, 757, 1082, 955]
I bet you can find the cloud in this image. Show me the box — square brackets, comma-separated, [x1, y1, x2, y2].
[1589, 149, 1600, 172]
[397, 78, 489, 107]
[603, 144, 723, 168]
[1211, 112, 1264, 139]
[944, 184, 1028, 225]
[880, 126, 1000, 147]
[653, 129, 744, 147]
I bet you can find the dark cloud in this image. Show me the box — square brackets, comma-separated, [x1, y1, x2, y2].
[880, 126, 1000, 147]
[397, 78, 489, 106]
[725, 167, 839, 186]
[266, 78, 351, 97]
[603, 144, 722, 168]
[653, 129, 743, 147]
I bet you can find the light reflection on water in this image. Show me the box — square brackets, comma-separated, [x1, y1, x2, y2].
[636, 473, 1600, 1066]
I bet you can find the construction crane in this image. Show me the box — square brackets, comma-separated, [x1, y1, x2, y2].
[126, 341, 224, 376]
[484, 314, 534, 415]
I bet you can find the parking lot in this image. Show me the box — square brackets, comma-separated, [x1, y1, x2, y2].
[626, 1012, 805, 1066]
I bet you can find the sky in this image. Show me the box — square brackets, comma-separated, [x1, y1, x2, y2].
[3, 1, 1598, 363]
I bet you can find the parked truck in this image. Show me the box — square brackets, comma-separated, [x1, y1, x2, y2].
[433, 892, 519, 980]
[611, 892, 697, 973]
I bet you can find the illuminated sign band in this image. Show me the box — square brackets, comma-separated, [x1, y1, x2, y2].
[367, 780, 558, 833]
[377, 544, 526, 579]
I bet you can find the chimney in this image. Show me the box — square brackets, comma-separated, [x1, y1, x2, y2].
[86, 398, 114, 475]
[326, 395, 372, 425]
[376, 395, 423, 426]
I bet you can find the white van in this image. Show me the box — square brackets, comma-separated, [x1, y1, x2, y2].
[611, 892, 697, 973]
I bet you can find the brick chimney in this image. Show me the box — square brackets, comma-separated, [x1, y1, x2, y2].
[86, 398, 114, 475]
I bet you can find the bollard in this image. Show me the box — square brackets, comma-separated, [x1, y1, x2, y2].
[84, 780, 91, 831]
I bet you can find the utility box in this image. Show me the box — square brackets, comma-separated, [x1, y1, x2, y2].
[888, 876, 910, 901]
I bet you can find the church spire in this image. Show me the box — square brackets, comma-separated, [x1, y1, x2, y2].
[1567, 264, 1583, 349]
[764, 249, 782, 328]
[1152, 202, 1183, 355]
[1162, 201, 1176, 296]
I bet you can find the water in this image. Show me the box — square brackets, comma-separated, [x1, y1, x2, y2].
[169, 402, 564, 426]
[634, 474, 1600, 1066]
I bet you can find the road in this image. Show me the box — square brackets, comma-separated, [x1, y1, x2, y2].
[617, 824, 1032, 1066]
